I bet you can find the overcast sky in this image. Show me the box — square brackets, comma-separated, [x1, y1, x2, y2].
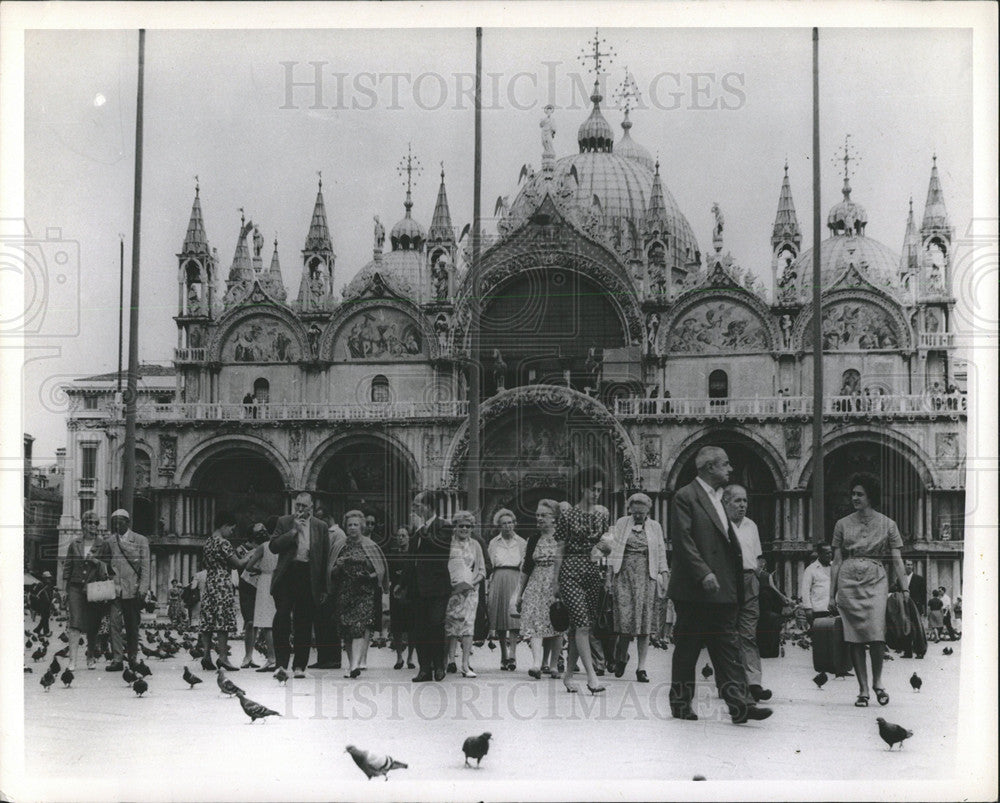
[20, 26, 973, 459]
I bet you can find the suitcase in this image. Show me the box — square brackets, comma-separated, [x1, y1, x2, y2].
[811, 615, 852, 675]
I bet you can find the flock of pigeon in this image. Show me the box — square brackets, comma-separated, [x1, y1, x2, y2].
[27, 616, 953, 774]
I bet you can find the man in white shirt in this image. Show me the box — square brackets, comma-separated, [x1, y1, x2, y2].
[723, 484, 771, 703]
[801, 545, 832, 624]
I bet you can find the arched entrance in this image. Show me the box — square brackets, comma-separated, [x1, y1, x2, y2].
[313, 436, 416, 540]
[810, 440, 924, 543]
[672, 432, 781, 545]
[191, 446, 287, 538]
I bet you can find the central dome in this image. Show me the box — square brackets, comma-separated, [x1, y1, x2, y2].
[789, 235, 900, 299]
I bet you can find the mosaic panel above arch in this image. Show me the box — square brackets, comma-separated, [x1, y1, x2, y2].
[802, 298, 904, 351]
[220, 315, 302, 363]
[332, 307, 426, 361]
[663, 297, 772, 354]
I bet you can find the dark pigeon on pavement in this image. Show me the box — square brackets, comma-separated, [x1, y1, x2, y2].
[61, 668, 74, 688]
[236, 692, 280, 723]
[132, 678, 149, 697]
[216, 668, 244, 696]
[876, 717, 913, 750]
[40, 671, 55, 692]
[813, 672, 828, 689]
[462, 732, 491, 767]
[909, 672, 922, 692]
[183, 666, 203, 689]
[346, 745, 408, 780]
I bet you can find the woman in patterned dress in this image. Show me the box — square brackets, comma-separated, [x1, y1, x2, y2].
[445, 510, 487, 677]
[200, 510, 257, 671]
[552, 466, 613, 694]
[512, 499, 565, 679]
[330, 510, 388, 679]
[167, 579, 188, 629]
[487, 509, 527, 671]
[386, 526, 416, 670]
[829, 473, 907, 707]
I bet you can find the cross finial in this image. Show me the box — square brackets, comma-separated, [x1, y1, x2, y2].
[440, 161, 445, 181]
[194, 174, 199, 195]
[613, 66, 641, 115]
[238, 207, 245, 226]
[397, 143, 423, 215]
[832, 134, 859, 182]
[579, 28, 615, 82]
[317, 169, 322, 189]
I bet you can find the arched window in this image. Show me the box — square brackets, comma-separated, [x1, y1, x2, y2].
[371, 375, 391, 403]
[709, 369, 729, 407]
[253, 377, 270, 404]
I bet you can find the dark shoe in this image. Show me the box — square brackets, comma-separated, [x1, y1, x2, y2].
[733, 706, 773, 724]
[105, 662, 124, 672]
[200, 656, 216, 671]
[594, 668, 605, 677]
[433, 668, 446, 682]
[586, 684, 606, 695]
[447, 662, 458, 674]
[349, 668, 362, 679]
[635, 669, 649, 683]
[412, 672, 432, 683]
[874, 687, 890, 706]
[407, 661, 416, 669]
[750, 685, 773, 702]
[528, 668, 542, 680]
[216, 661, 240, 671]
[394, 659, 404, 670]
[672, 708, 698, 721]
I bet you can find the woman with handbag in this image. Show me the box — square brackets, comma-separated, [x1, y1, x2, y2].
[829, 473, 907, 708]
[605, 493, 668, 683]
[63, 511, 113, 670]
[445, 510, 486, 678]
[386, 526, 416, 670]
[511, 499, 565, 679]
[486, 509, 527, 671]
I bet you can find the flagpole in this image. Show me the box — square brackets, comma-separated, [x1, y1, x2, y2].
[811, 27, 825, 542]
[466, 27, 483, 516]
[122, 28, 145, 518]
[117, 234, 124, 395]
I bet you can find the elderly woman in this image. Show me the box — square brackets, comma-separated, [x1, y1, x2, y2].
[553, 466, 613, 694]
[329, 510, 389, 679]
[605, 493, 668, 682]
[200, 510, 258, 671]
[62, 511, 112, 670]
[387, 526, 416, 670]
[512, 499, 565, 679]
[487, 508, 527, 671]
[446, 510, 487, 677]
[829, 473, 907, 707]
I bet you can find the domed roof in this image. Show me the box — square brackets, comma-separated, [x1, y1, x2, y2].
[341, 249, 424, 302]
[827, 178, 868, 236]
[789, 234, 900, 299]
[615, 112, 654, 172]
[577, 83, 615, 153]
[390, 212, 425, 251]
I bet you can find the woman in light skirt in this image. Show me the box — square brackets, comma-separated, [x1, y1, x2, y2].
[486, 508, 526, 670]
[445, 511, 486, 677]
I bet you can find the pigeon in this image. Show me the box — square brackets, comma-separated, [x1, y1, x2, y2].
[55, 646, 69, 658]
[883, 653, 894, 662]
[813, 672, 828, 689]
[48, 657, 61, 675]
[273, 667, 289, 685]
[693, 775, 707, 781]
[345, 745, 408, 781]
[31, 648, 44, 662]
[59, 632, 69, 643]
[942, 647, 953, 655]
[132, 678, 149, 697]
[61, 668, 74, 688]
[909, 672, 922, 692]
[40, 671, 55, 692]
[183, 666, 203, 689]
[487, 639, 497, 651]
[216, 668, 245, 697]
[25, 639, 33, 649]
[462, 733, 491, 768]
[134, 660, 152, 678]
[701, 664, 713, 679]
[123, 666, 137, 684]
[876, 717, 913, 750]
[236, 692, 280, 723]
[140, 644, 157, 658]
[24, 667, 33, 673]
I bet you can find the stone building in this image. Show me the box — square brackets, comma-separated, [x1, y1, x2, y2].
[58, 69, 966, 599]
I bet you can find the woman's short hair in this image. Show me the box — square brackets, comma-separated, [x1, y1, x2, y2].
[214, 510, 237, 529]
[535, 499, 560, 517]
[573, 465, 606, 497]
[343, 509, 366, 528]
[626, 492, 653, 509]
[452, 510, 476, 527]
[492, 508, 516, 527]
[849, 472, 881, 507]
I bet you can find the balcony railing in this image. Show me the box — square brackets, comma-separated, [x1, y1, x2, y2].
[126, 400, 470, 422]
[615, 393, 967, 419]
[78, 477, 97, 493]
[919, 332, 956, 349]
[174, 347, 208, 362]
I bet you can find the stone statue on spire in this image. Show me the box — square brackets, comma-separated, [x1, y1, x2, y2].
[540, 104, 556, 171]
[373, 215, 385, 254]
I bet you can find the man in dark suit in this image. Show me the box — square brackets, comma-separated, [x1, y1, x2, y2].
[407, 490, 453, 682]
[269, 492, 331, 678]
[667, 446, 773, 724]
[901, 560, 927, 658]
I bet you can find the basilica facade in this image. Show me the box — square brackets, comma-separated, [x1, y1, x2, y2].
[58, 78, 967, 601]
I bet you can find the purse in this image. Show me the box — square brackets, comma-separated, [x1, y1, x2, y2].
[86, 580, 116, 602]
[549, 599, 570, 632]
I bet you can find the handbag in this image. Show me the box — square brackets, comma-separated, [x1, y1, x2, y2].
[549, 599, 570, 632]
[86, 580, 116, 602]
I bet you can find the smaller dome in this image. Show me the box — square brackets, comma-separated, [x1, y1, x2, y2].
[827, 179, 868, 236]
[342, 249, 424, 302]
[578, 84, 614, 153]
[390, 213, 425, 251]
[615, 112, 654, 171]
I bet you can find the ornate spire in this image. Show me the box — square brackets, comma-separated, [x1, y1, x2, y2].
[182, 177, 210, 256]
[577, 29, 615, 153]
[921, 154, 951, 232]
[613, 68, 653, 170]
[304, 171, 334, 254]
[900, 197, 920, 276]
[645, 160, 668, 229]
[227, 209, 254, 283]
[772, 161, 801, 245]
[262, 235, 287, 302]
[428, 163, 454, 244]
[390, 145, 425, 251]
[827, 135, 867, 236]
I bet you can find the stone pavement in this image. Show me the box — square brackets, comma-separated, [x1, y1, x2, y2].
[18, 617, 963, 799]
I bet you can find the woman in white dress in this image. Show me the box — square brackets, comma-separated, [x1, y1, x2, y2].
[251, 516, 279, 671]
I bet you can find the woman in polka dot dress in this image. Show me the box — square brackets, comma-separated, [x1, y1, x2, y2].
[553, 466, 612, 695]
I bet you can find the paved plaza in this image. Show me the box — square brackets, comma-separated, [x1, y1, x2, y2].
[19, 614, 965, 799]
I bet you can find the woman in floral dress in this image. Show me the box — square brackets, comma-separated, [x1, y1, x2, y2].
[445, 510, 486, 678]
[199, 510, 257, 671]
[512, 499, 565, 679]
[330, 510, 388, 679]
[167, 579, 188, 629]
[553, 466, 613, 694]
